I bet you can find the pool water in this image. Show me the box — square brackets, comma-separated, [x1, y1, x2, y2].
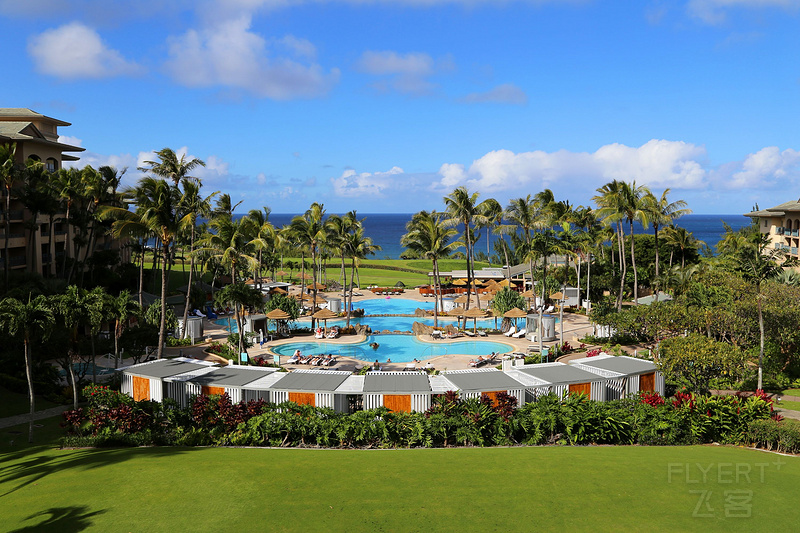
[271, 334, 513, 363]
[354, 297, 434, 314]
[58, 362, 116, 378]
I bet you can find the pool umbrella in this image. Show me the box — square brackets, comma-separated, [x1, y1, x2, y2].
[266, 308, 291, 337]
[270, 287, 288, 294]
[276, 270, 288, 277]
[313, 307, 338, 334]
[454, 294, 470, 304]
[463, 307, 488, 333]
[452, 278, 467, 285]
[448, 306, 465, 329]
[307, 282, 326, 291]
[504, 307, 527, 332]
[479, 292, 494, 302]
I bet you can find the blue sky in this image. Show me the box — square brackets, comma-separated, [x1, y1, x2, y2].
[3, 0, 800, 215]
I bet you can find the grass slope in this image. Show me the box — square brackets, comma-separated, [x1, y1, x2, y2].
[0, 387, 62, 418]
[1, 439, 797, 532]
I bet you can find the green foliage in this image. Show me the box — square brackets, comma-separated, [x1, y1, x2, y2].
[264, 292, 300, 320]
[144, 299, 178, 330]
[657, 334, 748, 394]
[491, 287, 525, 315]
[747, 419, 800, 454]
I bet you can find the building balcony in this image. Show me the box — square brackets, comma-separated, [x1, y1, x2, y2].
[0, 256, 29, 268]
[0, 210, 26, 221]
[0, 233, 27, 248]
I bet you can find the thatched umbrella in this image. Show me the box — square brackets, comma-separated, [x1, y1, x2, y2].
[463, 306, 488, 333]
[454, 294, 470, 304]
[313, 307, 338, 334]
[307, 282, 326, 291]
[270, 287, 288, 295]
[452, 278, 467, 286]
[301, 272, 314, 280]
[447, 307, 465, 316]
[276, 270, 288, 279]
[266, 308, 291, 338]
[504, 307, 527, 332]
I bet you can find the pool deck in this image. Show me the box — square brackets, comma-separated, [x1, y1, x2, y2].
[147, 287, 598, 372]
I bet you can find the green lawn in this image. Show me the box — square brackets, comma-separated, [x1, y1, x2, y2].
[0, 387, 63, 418]
[1, 435, 797, 532]
[781, 388, 800, 397]
[778, 399, 800, 412]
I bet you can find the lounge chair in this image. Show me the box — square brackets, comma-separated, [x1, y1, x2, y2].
[462, 330, 476, 337]
[512, 328, 527, 339]
[543, 305, 555, 314]
[503, 326, 517, 337]
[477, 331, 488, 337]
[193, 309, 206, 318]
[404, 363, 416, 371]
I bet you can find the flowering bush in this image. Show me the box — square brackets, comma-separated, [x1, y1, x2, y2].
[586, 348, 601, 358]
[640, 391, 665, 407]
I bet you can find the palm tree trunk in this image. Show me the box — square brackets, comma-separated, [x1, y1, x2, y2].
[68, 349, 78, 410]
[4, 191, 10, 289]
[157, 241, 169, 359]
[181, 221, 196, 339]
[653, 224, 660, 279]
[348, 257, 356, 329]
[617, 222, 627, 310]
[114, 320, 121, 369]
[464, 221, 473, 310]
[24, 339, 35, 443]
[48, 213, 56, 277]
[433, 258, 440, 328]
[60, 202, 71, 276]
[757, 291, 764, 390]
[630, 220, 638, 304]
[138, 242, 144, 308]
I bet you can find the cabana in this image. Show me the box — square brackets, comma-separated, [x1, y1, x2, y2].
[438, 368, 527, 406]
[240, 371, 291, 402]
[506, 362, 606, 402]
[269, 369, 351, 409]
[568, 354, 664, 398]
[164, 366, 280, 408]
[120, 357, 217, 402]
[333, 375, 366, 413]
[363, 372, 432, 412]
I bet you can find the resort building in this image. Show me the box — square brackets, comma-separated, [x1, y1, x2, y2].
[745, 200, 800, 259]
[120, 356, 663, 411]
[0, 108, 124, 276]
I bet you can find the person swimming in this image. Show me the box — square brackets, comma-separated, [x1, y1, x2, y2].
[370, 342, 379, 349]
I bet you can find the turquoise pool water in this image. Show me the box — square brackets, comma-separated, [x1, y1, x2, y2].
[271, 334, 513, 363]
[354, 297, 434, 314]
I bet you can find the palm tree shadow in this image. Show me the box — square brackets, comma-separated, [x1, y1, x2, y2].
[10, 505, 106, 532]
[1, 447, 197, 498]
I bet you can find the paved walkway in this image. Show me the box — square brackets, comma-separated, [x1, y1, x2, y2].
[0, 405, 76, 430]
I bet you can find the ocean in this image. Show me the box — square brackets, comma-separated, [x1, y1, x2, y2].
[265, 213, 752, 260]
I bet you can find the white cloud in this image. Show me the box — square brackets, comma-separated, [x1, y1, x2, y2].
[725, 147, 800, 189]
[687, 0, 798, 24]
[460, 83, 528, 105]
[357, 50, 449, 95]
[57, 135, 83, 148]
[163, 16, 339, 100]
[331, 166, 403, 197]
[28, 22, 142, 79]
[432, 140, 710, 193]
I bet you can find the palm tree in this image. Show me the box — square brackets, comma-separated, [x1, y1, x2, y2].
[444, 187, 486, 309]
[106, 290, 141, 368]
[619, 181, 650, 304]
[642, 189, 691, 280]
[214, 282, 264, 358]
[0, 143, 19, 289]
[211, 193, 243, 219]
[198, 215, 262, 282]
[288, 203, 328, 325]
[663, 224, 705, 269]
[54, 285, 104, 408]
[343, 224, 380, 327]
[99, 177, 180, 358]
[477, 198, 511, 267]
[0, 294, 54, 442]
[53, 167, 83, 276]
[244, 206, 274, 287]
[179, 182, 216, 337]
[139, 147, 205, 188]
[401, 211, 457, 327]
[734, 233, 796, 390]
[593, 180, 631, 309]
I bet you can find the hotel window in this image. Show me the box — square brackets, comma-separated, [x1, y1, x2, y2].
[46, 158, 58, 172]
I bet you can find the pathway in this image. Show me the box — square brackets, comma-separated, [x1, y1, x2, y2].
[0, 405, 76, 430]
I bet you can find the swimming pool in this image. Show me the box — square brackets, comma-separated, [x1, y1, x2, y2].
[354, 297, 434, 314]
[271, 334, 513, 363]
[58, 362, 116, 378]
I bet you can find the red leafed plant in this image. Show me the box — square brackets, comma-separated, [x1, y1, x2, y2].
[640, 391, 664, 407]
[671, 391, 695, 409]
[586, 348, 601, 358]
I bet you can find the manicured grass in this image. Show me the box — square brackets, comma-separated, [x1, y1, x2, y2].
[782, 388, 800, 397]
[778, 399, 800, 411]
[0, 443, 797, 532]
[0, 387, 62, 418]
